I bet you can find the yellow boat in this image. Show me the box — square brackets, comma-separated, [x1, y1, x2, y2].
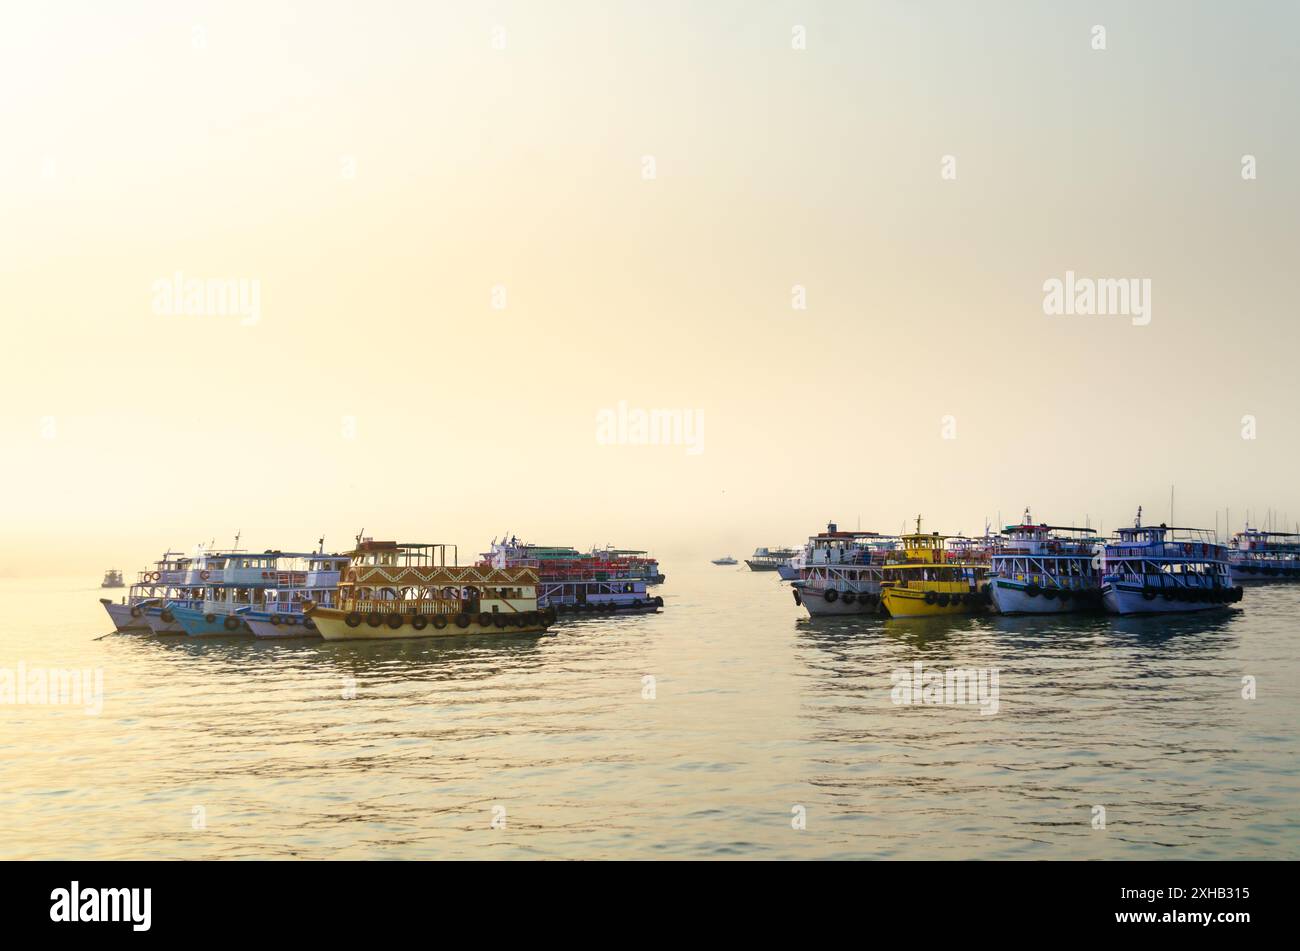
[878, 517, 990, 618]
[305, 538, 555, 640]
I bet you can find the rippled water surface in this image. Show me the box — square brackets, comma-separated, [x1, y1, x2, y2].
[2, 568, 1297, 859]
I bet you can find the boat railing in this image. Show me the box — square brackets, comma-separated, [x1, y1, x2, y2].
[1106, 543, 1224, 561]
[339, 597, 503, 616]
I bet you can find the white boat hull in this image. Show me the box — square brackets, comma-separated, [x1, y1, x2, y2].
[246, 617, 320, 639]
[990, 580, 1093, 615]
[1102, 583, 1229, 616]
[143, 611, 186, 635]
[1229, 565, 1300, 584]
[776, 564, 800, 581]
[102, 601, 150, 632]
[795, 584, 882, 617]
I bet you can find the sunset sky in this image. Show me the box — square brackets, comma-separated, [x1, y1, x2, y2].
[2, 1, 1297, 576]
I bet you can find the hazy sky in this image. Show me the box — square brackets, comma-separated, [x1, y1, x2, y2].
[2, 1, 1298, 576]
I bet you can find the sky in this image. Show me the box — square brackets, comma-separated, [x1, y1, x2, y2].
[1, 1, 1298, 576]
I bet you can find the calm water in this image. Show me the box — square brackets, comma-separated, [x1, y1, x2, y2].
[1, 567, 1297, 859]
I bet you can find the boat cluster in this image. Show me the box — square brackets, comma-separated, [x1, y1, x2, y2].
[100, 535, 665, 641]
[749, 508, 1294, 618]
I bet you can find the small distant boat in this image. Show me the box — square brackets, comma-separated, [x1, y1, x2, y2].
[711, 556, 737, 565]
[745, 547, 798, 571]
[1101, 507, 1242, 614]
[1228, 526, 1300, 583]
[100, 569, 124, 589]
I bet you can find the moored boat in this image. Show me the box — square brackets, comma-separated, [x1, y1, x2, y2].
[745, 547, 798, 571]
[306, 538, 554, 640]
[244, 547, 350, 638]
[878, 517, 990, 618]
[484, 538, 662, 613]
[171, 546, 315, 636]
[988, 510, 1104, 614]
[1227, 526, 1300, 583]
[1101, 508, 1242, 615]
[100, 569, 124, 589]
[99, 551, 196, 633]
[793, 522, 899, 617]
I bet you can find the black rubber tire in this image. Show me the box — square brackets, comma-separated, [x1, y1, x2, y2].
[386, 614, 403, 629]
[454, 613, 470, 628]
[494, 614, 508, 628]
[345, 613, 362, 628]
[130, 606, 143, 618]
[432, 615, 448, 629]
[205, 613, 217, 624]
[824, 588, 838, 603]
[224, 615, 240, 631]
[653, 596, 664, 608]
[1142, 587, 1157, 601]
[1025, 585, 1040, 598]
[303, 618, 315, 631]
[842, 591, 856, 605]
[924, 591, 938, 605]
[411, 615, 428, 630]
[477, 613, 492, 627]
[271, 614, 282, 626]
[366, 613, 382, 627]
[792, 589, 802, 606]
[160, 609, 175, 623]
[1043, 589, 1057, 600]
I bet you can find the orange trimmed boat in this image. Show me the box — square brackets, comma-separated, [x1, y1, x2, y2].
[305, 538, 555, 640]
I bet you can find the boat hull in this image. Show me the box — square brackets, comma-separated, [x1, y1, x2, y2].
[143, 606, 187, 635]
[1102, 582, 1231, 616]
[245, 615, 321, 639]
[989, 579, 1097, 615]
[776, 564, 800, 581]
[172, 605, 254, 636]
[745, 561, 779, 571]
[795, 584, 883, 617]
[880, 587, 984, 619]
[308, 605, 551, 641]
[1230, 564, 1300, 584]
[101, 601, 150, 632]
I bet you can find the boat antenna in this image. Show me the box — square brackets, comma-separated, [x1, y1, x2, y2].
[318, 536, 325, 554]
[1135, 505, 1142, 528]
[355, 527, 364, 546]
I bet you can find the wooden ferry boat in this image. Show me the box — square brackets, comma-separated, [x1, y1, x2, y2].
[878, 517, 990, 618]
[305, 539, 555, 640]
[745, 547, 799, 571]
[99, 550, 199, 633]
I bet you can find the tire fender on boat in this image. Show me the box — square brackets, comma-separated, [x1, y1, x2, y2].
[823, 588, 838, 603]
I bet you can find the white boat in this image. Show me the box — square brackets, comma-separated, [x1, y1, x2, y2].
[1227, 526, 1300, 583]
[711, 556, 737, 565]
[244, 547, 350, 638]
[988, 511, 1103, 614]
[792, 522, 900, 617]
[99, 551, 196, 633]
[745, 547, 798, 571]
[1101, 508, 1242, 615]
